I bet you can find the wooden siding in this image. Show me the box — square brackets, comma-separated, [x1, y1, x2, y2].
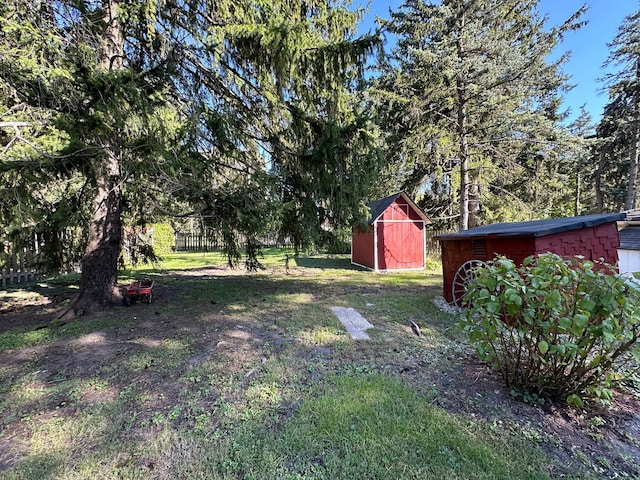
[351, 226, 375, 269]
[619, 250, 640, 274]
[352, 195, 429, 271]
[440, 236, 536, 303]
[534, 223, 620, 265]
[440, 221, 620, 303]
[376, 221, 425, 270]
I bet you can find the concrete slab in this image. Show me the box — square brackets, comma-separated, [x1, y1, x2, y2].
[330, 307, 374, 340]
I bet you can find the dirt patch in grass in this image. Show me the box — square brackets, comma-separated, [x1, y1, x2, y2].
[0, 284, 76, 332]
[0, 264, 638, 478]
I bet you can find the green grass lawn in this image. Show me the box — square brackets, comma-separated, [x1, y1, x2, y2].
[0, 251, 613, 479]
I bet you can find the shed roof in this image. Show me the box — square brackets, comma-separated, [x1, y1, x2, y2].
[619, 225, 640, 250]
[368, 192, 431, 225]
[437, 213, 625, 240]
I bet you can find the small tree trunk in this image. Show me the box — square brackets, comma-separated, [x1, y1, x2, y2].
[574, 170, 581, 216]
[595, 147, 605, 213]
[455, 15, 470, 232]
[468, 178, 480, 228]
[456, 51, 470, 230]
[625, 143, 638, 211]
[457, 88, 470, 231]
[627, 88, 640, 210]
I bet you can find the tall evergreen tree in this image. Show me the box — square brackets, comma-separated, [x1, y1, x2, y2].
[590, 90, 636, 213]
[0, 0, 380, 315]
[602, 5, 640, 210]
[373, 0, 583, 229]
[566, 107, 596, 216]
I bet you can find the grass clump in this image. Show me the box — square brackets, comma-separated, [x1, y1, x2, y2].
[219, 374, 551, 479]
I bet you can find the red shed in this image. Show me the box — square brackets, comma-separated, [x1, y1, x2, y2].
[437, 213, 625, 304]
[351, 192, 431, 271]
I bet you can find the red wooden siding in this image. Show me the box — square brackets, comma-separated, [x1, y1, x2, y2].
[379, 201, 424, 222]
[440, 222, 621, 303]
[377, 221, 425, 270]
[351, 226, 375, 269]
[351, 193, 429, 271]
[441, 237, 536, 303]
[534, 223, 620, 264]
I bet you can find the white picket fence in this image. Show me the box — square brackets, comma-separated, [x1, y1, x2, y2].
[1, 243, 40, 287]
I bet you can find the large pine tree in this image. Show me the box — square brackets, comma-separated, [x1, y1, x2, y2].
[0, 0, 380, 315]
[589, 94, 633, 213]
[602, 6, 640, 210]
[373, 0, 584, 229]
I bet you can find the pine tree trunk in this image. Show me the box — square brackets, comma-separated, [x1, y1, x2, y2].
[456, 15, 470, 232]
[468, 178, 480, 228]
[595, 148, 605, 213]
[60, 0, 124, 319]
[574, 170, 581, 216]
[627, 85, 640, 210]
[458, 101, 469, 231]
[76, 149, 124, 311]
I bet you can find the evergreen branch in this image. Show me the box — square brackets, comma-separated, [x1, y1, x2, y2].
[1, 130, 102, 161]
[485, 183, 534, 214]
[150, 199, 196, 218]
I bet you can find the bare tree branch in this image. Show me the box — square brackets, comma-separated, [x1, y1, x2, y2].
[0, 121, 31, 128]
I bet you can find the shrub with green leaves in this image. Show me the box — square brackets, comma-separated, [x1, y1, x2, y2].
[151, 223, 175, 258]
[460, 253, 640, 406]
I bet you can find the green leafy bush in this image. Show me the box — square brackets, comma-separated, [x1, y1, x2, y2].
[120, 223, 174, 267]
[460, 253, 640, 406]
[425, 254, 441, 272]
[151, 223, 175, 258]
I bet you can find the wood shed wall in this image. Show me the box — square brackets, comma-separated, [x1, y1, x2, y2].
[376, 221, 425, 270]
[351, 195, 427, 271]
[351, 226, 375, 270]
[440, 236, 536, 303]
[534, 223, 620, 264]
[440, 221, 621, 303]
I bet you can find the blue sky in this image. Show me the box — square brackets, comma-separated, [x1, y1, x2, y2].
[358, 1, 637, 124]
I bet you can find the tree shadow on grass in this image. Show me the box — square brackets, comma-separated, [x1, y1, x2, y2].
[293, 256, 364, 270]
[1, 268, 639, 478]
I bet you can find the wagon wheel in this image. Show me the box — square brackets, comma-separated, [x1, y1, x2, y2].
[451, 260, 487, 307]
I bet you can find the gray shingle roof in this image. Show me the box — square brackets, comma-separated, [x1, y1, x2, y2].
[367, 192, 431, 225]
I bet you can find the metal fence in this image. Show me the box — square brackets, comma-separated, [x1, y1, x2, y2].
[175, 229, 449, 257]
[174, 232, 293, 252]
